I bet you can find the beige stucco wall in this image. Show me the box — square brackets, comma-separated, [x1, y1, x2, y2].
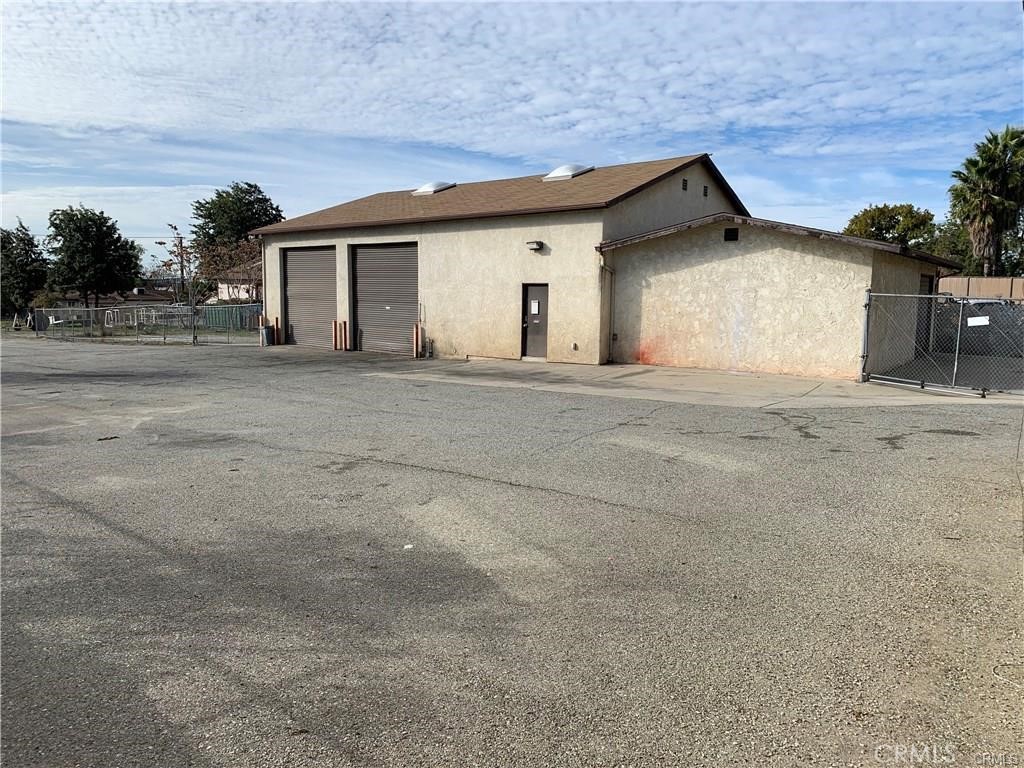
[608, 223, 875, 379]
[262, 210, 606, 363]
[601, 162, 741, 242]
[865, 252, 941, 373]
[870, 251, 936, 295]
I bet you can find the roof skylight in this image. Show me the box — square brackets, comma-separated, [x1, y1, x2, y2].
[412, 181, 456, 196]
[543, 164, 594, 182]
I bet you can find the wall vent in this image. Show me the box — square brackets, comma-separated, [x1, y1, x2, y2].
[412, 181, 456, 196]
[681, 178, 688, 191]
[724, 227, 739, 242]
[543, 164, 594, 182]
[702, 185, 709, 197]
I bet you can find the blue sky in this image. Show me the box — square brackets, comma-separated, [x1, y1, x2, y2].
[2, 1, 1021, 258]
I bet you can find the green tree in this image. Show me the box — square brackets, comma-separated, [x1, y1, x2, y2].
[191, 182, 283, 247]
[47, 206, 142, 307]
[1000, 209, 1024, 277]
[949, 125, 1024, 276]
[0, 219, 49, 316]
[927, 214, 975, 273]
[842, 203, 936, 248]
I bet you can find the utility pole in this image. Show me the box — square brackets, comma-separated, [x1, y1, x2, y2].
[157, 230, 198, 345]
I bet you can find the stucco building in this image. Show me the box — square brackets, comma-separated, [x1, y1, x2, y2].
[255, 155, 957, 379]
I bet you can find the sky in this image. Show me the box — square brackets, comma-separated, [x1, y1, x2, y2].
[2, 1, 1022, 259]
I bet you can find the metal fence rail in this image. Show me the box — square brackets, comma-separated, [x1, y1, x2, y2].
[864, 293, 1024, 394]
[33, 303, 263, 345]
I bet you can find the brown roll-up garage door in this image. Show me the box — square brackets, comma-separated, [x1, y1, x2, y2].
[283, 247, 337, 348]
[352, 243, 418, 354]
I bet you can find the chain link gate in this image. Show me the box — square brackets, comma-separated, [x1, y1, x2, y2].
[862, 292, 1024, 394]
[32, 303, 264, 345]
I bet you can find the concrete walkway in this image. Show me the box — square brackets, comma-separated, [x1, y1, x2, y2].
[371, 358, 1020, 408]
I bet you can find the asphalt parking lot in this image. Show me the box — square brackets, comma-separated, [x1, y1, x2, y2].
[2, 339, 1021, 767]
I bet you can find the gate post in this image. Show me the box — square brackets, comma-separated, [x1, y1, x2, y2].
[951, 299, 965, 388]
[859, 288, 872, 382]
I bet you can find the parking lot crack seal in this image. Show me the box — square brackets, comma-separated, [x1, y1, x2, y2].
[758, 381, 823, 409]
[235, 435, 679, 521]
[527, 402, 676, 459]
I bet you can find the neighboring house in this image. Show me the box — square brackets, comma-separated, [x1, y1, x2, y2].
[211, 264, 262, 303]
[255, 154, 958, 379]
[146, 275, 181, 292]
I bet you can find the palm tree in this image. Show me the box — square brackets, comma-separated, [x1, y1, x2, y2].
[949, 126, 1024, 276]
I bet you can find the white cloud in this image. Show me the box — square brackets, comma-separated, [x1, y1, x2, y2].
[1, 1, 1019, 236]
[3, 2, 1019, 164]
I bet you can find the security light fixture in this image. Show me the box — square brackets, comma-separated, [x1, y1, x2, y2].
[526, 240, 544, 251]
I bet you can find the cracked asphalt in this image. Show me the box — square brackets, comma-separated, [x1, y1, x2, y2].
[2, 339, 1022, 767]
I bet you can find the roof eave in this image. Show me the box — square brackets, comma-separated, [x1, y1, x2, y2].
[900, 248, 962, 271]
[700, 157, 751, 217]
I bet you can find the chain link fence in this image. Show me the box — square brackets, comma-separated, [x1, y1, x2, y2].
[864, 293, 1024, 393]
[32, 303, 263, 345]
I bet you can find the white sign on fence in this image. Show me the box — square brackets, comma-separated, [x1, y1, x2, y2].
[966, 316, 990, 327]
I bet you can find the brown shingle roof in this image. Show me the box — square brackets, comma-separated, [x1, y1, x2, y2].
[254, 154, 747, 235]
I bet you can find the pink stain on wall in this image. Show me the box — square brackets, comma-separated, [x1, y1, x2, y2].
[634, 339, 659, 365]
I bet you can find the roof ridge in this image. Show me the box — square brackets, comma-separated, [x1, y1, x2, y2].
[387, 154, 704, 194]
